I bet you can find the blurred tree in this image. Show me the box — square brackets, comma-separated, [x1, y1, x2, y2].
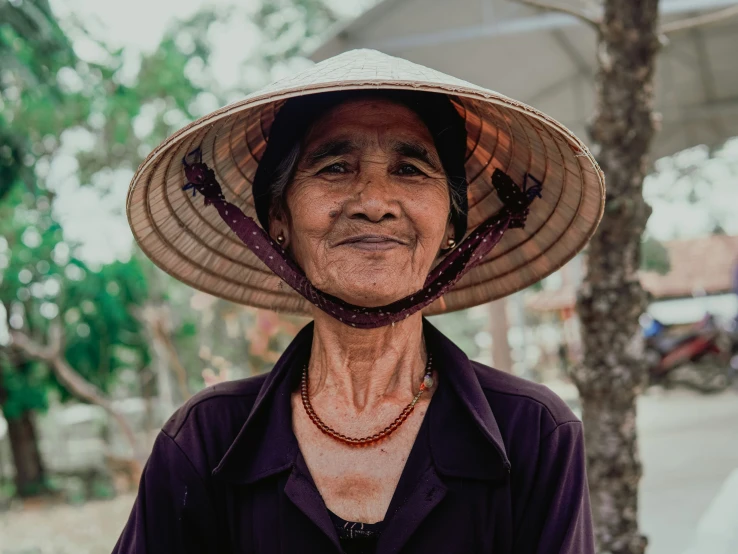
[0, 0, 86, 496]
[0, 184, 151, 494]
[190, 293, 304, 387]
[640, 235, 670, 275]
[71, 8, 225, 183]
[517, 0, 737, 551]
[0, 0, 86, 201]
[644, 139, 738, 239]
[0, 0, 229, 496]
[0, 0, 103, 253]
[254, 0, 340, 64]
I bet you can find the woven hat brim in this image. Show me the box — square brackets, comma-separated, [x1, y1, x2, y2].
[127, 52, 604, 316]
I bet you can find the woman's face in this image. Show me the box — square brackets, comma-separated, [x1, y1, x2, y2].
[272, 98, 454, 308]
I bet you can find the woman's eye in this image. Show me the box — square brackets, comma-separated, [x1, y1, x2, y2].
[396, 164, 422, 176]
[319, 162, 348, 174]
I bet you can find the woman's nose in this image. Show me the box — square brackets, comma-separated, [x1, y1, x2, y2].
[345, 177, 401, 223]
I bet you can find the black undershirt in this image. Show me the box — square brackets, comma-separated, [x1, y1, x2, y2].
[322, 380, 436, 554]
[328, 510, 383, 554]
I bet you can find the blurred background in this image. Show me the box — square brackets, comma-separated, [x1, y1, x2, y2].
[0, 0, 737, 553]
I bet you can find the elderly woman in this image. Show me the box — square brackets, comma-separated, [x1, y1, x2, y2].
[115, 50, 603, 554]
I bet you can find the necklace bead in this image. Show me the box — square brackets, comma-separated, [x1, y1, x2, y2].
[301, 355, 434, 447]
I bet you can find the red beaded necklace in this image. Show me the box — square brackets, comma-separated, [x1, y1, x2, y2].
[300, 356, 435, 447]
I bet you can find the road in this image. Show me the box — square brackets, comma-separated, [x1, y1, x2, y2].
[638, 387, 738, 554]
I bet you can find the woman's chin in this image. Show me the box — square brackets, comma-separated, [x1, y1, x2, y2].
[321, 281, 418, 309]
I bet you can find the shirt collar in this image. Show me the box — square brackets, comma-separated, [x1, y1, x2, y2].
[424, 320, 511, 481]
[212, 319, 510, 484]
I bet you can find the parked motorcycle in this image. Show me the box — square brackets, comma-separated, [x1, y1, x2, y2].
[641, 313, 733, 393]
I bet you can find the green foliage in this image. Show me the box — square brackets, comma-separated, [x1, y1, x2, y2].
[0, 0, 85, 201]
[255, 0, 340, 63]
[74, 9, 226, 183]
[136, 9, 217, 107]
[0, 0, 238, 412]
[0, 183, 151, 409]
[0, 360, 49, 419]
[58, 257, 151, 398]
[0, 0, 76, 85]
[640, 236, 670, 275]
[645, 139, 738, 239]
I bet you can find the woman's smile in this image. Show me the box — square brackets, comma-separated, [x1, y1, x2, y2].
[272, 98, 454, 307]
[335, 234, 410, 251]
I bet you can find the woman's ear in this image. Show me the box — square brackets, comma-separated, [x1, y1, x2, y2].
[268, 207, 290, 249]
[445, 217, 455, 242]
[439, 219, 456, 255]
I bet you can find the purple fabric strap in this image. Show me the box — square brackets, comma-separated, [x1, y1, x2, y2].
[182, 150, 541, 329]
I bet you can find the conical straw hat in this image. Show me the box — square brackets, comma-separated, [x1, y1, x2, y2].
[127, 49, 604, 316]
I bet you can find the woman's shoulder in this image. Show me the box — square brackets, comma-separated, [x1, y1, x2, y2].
[469, 361, 579, 438]
[156, 374, 270, 476]
[163, 374, 268, 435]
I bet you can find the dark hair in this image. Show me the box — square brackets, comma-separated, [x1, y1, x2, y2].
[252, 89, 469, 243]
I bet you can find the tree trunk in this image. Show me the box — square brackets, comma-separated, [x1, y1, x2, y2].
[141, 305, 178, 418]
[488, 298, 513, 372]
[0, 357, 49, 498]
[573, 2, 660, 553]
[9, 328, 143, 461]
[5, 410, 47, 497]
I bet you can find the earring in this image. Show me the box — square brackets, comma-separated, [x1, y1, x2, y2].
[276, 234, 285, 245]
[446, 238, 456, 249]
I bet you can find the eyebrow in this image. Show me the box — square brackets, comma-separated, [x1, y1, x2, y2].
[391, 139, 441, 170]
[302, 139, 360, 168]
[300, 137, 442, 171]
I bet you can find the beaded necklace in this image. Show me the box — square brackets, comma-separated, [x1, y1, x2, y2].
[300, 356, 435, 447]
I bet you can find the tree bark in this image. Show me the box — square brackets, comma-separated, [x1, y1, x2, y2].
[0, 353, 49, 497]
[572, 2, 660, 553]
[5, 410, 47, 497]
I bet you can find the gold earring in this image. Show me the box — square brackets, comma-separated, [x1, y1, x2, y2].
[446, 238, 456, 248]
[276, 234, 285, 245]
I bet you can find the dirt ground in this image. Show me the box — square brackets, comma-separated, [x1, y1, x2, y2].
[0, 493, 135, 554]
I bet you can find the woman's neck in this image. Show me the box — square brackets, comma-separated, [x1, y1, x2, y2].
[307, 311, 427, 413]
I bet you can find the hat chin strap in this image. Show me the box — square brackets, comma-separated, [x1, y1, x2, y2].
[182, 149, 540, 329]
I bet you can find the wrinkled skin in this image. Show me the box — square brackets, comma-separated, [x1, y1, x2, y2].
[270, 98, 454, 523]
[270, 98, 454, 308]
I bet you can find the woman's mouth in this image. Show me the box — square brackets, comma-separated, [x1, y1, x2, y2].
[336, 234, 408, 251]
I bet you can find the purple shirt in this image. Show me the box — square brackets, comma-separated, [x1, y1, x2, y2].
[113, 320, 594, 553]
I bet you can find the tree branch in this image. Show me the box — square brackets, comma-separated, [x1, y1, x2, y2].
[660, 4, 738, 34]
[9, 322, 143, 460]
[141, 304, 192, 401]
[151, 314, 192, 401]
[517, 0, 602, 30]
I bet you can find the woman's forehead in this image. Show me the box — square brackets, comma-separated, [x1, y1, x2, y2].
[302, 97, 436, 148]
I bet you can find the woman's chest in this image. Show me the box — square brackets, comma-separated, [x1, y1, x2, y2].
[299, 446, 406, 523]
[219, 474, 514, 554]
[293, 413, 423, 523]
[290, 392, 430, 523]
